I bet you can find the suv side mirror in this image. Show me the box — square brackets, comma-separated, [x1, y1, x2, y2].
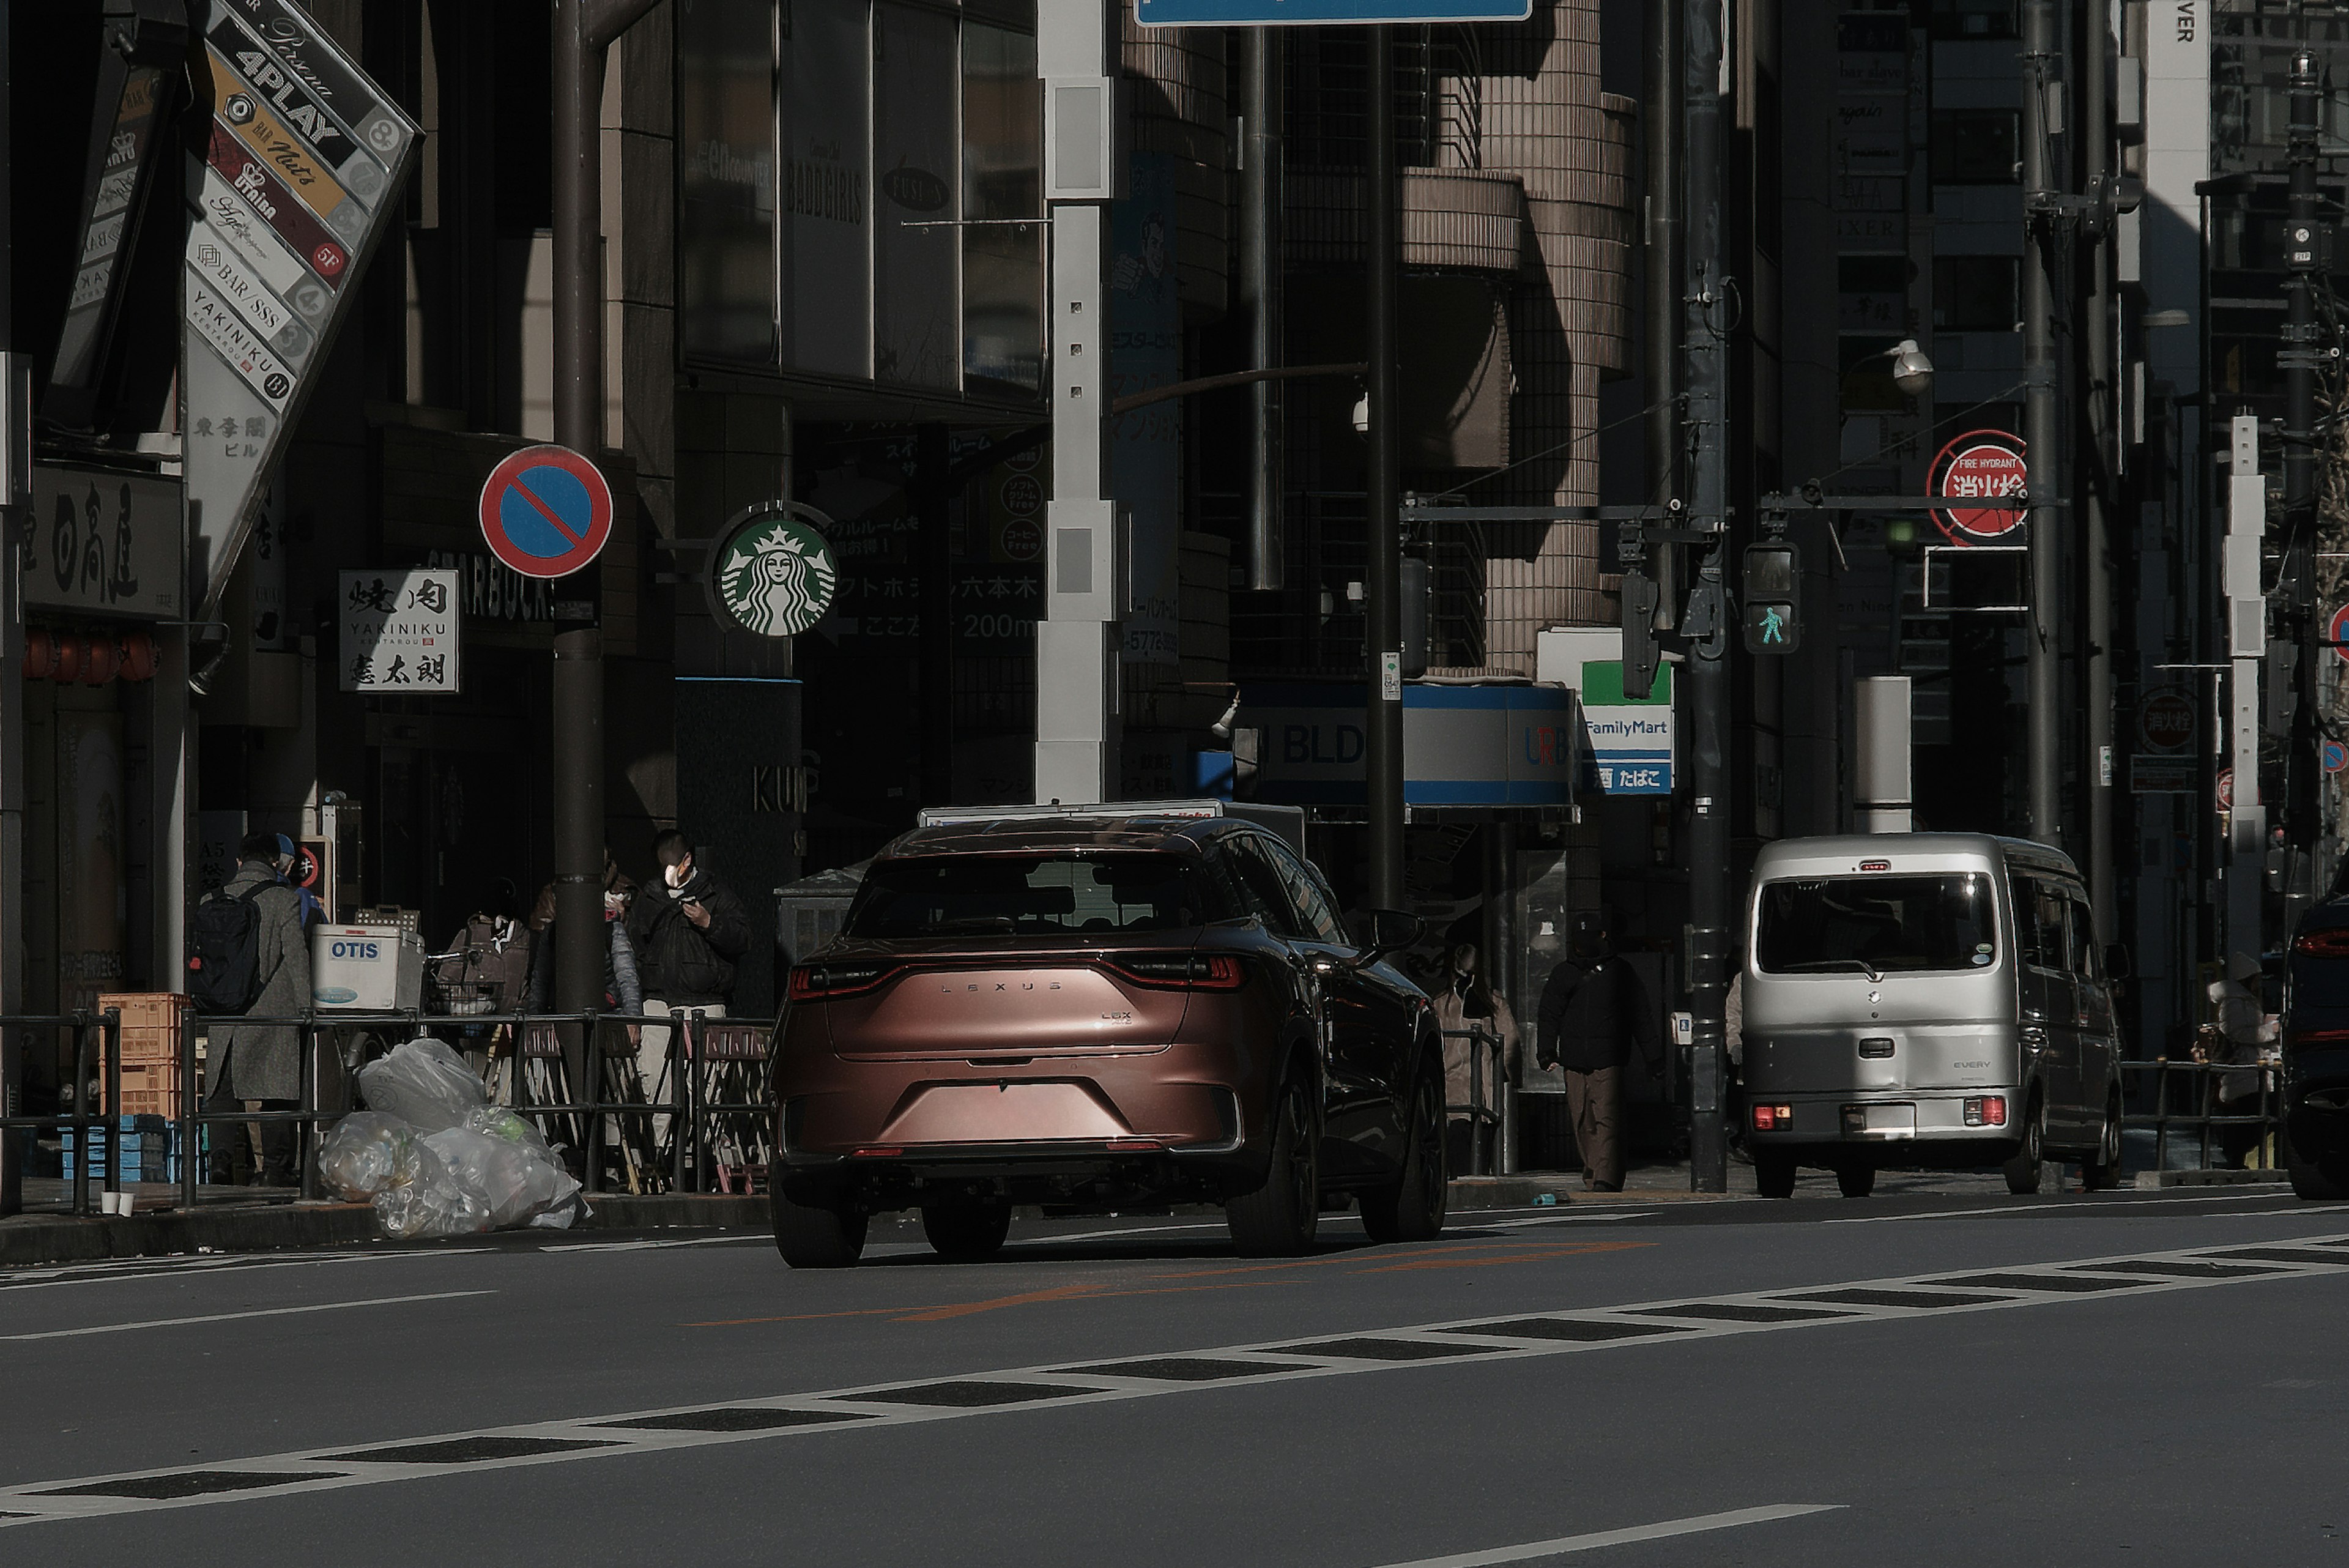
[2103, 942, 2132, 982]
[1354, 908, 1427, 961]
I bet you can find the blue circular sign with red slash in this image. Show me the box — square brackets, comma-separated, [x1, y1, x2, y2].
[478, 444, 614, 579]
[2329, 603, 2349, 665]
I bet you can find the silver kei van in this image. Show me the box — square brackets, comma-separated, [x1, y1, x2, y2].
[1741, 834, 2126, 1198]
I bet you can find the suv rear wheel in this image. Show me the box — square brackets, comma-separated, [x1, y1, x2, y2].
[2287, 1122, 2349, 1200]
[1227, 1071, 1320, 1257]
[771, 1175, 868, 1268]
[1361, 1061, 1447, 1244]
[922, 1193, 1013, 1261]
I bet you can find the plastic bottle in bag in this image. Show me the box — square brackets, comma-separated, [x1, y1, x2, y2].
[422, 1125, 582, 1230]
[318, 1111, 429, 1202]
[371, 1135, 492, 1238]
[355, 1036, 489, 1132]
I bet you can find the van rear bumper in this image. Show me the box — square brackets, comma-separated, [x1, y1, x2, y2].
[1746, 1088, 2026, 1145]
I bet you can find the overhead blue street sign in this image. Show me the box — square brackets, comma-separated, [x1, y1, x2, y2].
[1136, 0, 1530, 25]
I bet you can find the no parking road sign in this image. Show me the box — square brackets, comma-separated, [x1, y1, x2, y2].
[479, 444, 614, 579]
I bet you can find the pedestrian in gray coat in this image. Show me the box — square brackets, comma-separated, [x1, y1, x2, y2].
[207, 833, 311, 1186]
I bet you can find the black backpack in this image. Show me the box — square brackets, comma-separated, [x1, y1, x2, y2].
[188, 884, 265, 1016]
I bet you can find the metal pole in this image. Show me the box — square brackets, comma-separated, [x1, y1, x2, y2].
[1683, 0, 1727, 1193]
[1643, 0, 1682, 614]
[0, 0, 21, 1220]
[2284, 46, 2320, 940]
[2022, 0, 2061, 847]
[918, 424, 952, 805]
[1241, 28, 1285, 593]
[1366, 27, 1404, 910]
[2082, 2, 2116, 937]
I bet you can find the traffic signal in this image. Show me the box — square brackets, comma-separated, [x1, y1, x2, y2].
[1742, 541, 1800, 654]
[1620, 569, 1662, 697]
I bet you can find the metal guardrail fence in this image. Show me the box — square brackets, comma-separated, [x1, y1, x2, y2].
[1441, 1024, 1506, 1178]
[2120, 1057, 2285, 1174]
[0, 1008, 778, 1216]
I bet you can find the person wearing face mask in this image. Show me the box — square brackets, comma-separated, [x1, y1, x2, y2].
[625, 831, 752, 1145]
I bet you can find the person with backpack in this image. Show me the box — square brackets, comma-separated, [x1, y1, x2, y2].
[191, 832, 312, 1186]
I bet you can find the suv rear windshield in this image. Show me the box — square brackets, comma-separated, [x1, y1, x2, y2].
[845, 853, 1215, 938]
[1756, 873, 1997, 975]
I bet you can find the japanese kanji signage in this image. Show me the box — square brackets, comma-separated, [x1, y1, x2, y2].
[187, 0, 420, 619]
[26, 464, 184, 619]
[1929, 429, 2028, 544]
[341, 570, 458, 693]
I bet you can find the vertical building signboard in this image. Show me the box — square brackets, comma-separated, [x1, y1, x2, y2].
[184, 0, 420, 617]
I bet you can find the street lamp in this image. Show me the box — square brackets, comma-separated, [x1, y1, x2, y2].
[1888, 338, 1935, 397]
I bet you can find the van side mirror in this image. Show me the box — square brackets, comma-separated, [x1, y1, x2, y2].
[2104, 942, 2132, 982]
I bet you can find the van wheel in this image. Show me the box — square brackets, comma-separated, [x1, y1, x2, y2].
[1228, 1072, 1321, 1257]
[771, 1177, 868, 1268]
[2286, 1124, 2349, 1200]
[1836, 1162, 1876, 1198]
[1754, 1150, 1797, 1199]
[921, 1194, 1012, 1261]
[2003, 1093, 2046, 1195]
[1361, 1063, 1447, 1244]
[2081, 1091, 2124, 1192]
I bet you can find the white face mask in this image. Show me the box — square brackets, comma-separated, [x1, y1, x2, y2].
[664, 861, 689, 890]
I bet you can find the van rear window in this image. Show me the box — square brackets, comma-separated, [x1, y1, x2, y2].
[1757, 874, 1997, 976]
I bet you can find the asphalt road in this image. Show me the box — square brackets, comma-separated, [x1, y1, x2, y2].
[2, 1178, 2345, 1566]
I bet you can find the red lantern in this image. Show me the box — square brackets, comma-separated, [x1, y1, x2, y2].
[117, 632, 157, 682]
[24, 631, 54, 681]
[80, 636, 120, 685]
[52, 636, 82, 685]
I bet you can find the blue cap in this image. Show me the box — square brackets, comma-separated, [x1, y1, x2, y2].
[275, 833, 297, 858]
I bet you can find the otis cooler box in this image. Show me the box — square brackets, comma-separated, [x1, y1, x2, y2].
[311, 913, 425, 1012]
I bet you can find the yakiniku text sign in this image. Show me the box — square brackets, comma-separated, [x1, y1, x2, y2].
[341, 570, 459, 693]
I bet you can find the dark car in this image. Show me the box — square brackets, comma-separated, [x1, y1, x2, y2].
[767, 810, 1447, 1266]
[2282, 906, 2349, 1198]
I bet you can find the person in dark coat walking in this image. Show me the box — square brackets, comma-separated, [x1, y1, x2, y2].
[624, 831, 752, 1139]
[207, 833, 311, 1186]
[1535, 910, 1658, 1192]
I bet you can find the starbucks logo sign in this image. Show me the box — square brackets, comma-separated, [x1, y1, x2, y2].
[709, 503, 839, 637]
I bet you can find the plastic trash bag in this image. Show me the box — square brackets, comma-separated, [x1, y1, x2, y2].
[464, 1104, 555, 1162]
[373, 1136, 493, 1239]
[356, 1036, 488, 1133]
[318, 1112, 431, 1202]
[421, 1125, 582, 1230]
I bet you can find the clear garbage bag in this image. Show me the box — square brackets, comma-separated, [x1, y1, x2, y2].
[464, 1104, 556, 1162]
[317, 1111, 430, 1202]
[371, 1135, 492, 1238]
[355, 1036, 489, 1133]
[422, 1125, 582, 1230]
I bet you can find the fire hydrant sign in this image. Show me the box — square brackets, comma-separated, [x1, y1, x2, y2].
[1929, 429, 2028, 544]
[340, 570, 459, 692]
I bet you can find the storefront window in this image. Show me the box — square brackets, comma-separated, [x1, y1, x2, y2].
[875, 2, 962, 390]
[678, 0, 779, 365]
[962, 23, 1042, 394]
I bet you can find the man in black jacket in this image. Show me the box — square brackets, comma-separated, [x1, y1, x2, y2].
[1535, 910, 1658, 1192]
[625, 831, 752, 1139]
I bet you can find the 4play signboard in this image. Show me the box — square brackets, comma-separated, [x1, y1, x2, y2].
[184, 0, 420, 619]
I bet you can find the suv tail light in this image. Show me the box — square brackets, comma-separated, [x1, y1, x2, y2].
[2296, 929, 2349, 957]
[1105, 953, 1247, 990]
[789, 963, 900, 1001]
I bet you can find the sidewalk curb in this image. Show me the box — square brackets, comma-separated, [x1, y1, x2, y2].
[2130, 1167, 2292, 1189]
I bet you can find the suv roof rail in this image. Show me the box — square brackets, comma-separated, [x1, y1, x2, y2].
[915, 799, 1306, 855]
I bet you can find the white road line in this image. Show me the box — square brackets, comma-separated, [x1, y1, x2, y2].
[1368, 1504, 1845, 1567]
[0, 1290, 492, 1341]
[0, 1232, 2338, 1528]
[1823, 1190, 2306, 1224]
[0, 1248, 489, 1292]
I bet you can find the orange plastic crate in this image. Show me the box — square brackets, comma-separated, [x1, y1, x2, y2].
[117, 1088, 184, 1118]
[96, 994, 191, 1031]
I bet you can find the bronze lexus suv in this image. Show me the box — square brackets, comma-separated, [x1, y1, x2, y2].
[768, 810, 1446, 1266]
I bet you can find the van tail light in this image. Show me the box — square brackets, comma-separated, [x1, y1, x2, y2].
[1105, 953, 1247, 990]
[1964, 1096, 2008, 1127]
[789, 963, 900, 1001]
[1751, 1103, 1794, 1132]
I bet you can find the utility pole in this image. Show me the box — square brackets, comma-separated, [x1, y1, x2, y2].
[1643, 0, 1680, 595]
[552, 0, 662, 1097]
[0, 0, 21, 1219]
[1241, 29, 1284, 595]
[1036, 0, 1121, 806]
[2283, 46, 2321, 934]
[2227, 415, 2268, 959]
[1682, 0, 1728, 1194]
[1365, 28, 1403, 910]
[2021, 0, 2061, 847]
[2082, 4, 2116, 937]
